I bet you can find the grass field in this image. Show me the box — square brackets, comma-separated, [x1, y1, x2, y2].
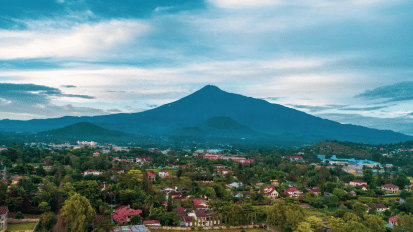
[151, 229, 266, 232]
[6, 223, 37, 231]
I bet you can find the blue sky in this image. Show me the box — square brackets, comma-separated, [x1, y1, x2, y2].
[1, 0, 413, 134]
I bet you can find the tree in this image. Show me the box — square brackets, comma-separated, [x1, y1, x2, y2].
[61, 193, 96, 232]
[295, 222, 313, 232]
[306, 216, 323, 231]
[394, 213, 413, 232]
[15, 211, 24, 219]
[39, 212, 57, 231]
[400, 190, 412, 200]
[267, 201, 304, 231]
[363, 214, 386, 232]
[130, 215, 142, 225]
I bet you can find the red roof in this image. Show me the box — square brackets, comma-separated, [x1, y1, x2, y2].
[374, 203, 386, 209]
[143, 220, 160, 225]
[284, 187, 301, 193]
[350, 180, 366, 183]
[0, 206, 8, 215]
[84, 170, 98, 173]
[147, 171, 156, 177]
[389, 215, 398, 223]
[194, 209, 207, 218]
[111, 206, 142, 223]
[308, 188, 321, 193]
[173, 206, 187, 215]
[382, 184, 399, 189]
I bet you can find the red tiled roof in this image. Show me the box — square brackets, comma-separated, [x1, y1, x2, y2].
[173, 206, 187, 215]
[147, 171, 156, 177]
[194, 209, 207, 218]
[389, 215, 398, 223]
[308, 188, 321, 193]
[0, 206, 8, 215]
[351, 180, 363, 183]
[111, 206, 142, 223]
[374, 203, 387, 209]
[382, 184, 399, 189]
[284, 187, 301, 193]
[143, 220, 160, 225]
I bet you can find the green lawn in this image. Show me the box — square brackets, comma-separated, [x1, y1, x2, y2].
[6, 223, 37, 231]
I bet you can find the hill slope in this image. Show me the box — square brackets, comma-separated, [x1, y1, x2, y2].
[38, 122, 132, 140]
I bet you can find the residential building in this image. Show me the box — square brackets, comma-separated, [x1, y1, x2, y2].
[308, 188, 321, 196]
[147, 172, 156, 181]
[374, 203, 388, 213]
[158, 170, 169, 178]
[382, 184, 400, 193]
[111, 206, 142, 223]
[143, 220, 161, 226]
[83, 170, 100, 176]
[349, 180, 367, 187]
[283, 187, 303, 197]
[188, 210, 220, 227]
[262, 186, 279, 198]
[0, 206, 8, 232]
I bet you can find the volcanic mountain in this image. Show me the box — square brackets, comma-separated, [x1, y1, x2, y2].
[0, 85, 411, 144]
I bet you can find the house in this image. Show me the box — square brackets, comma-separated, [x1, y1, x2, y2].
[188, 210, 220, 227]
[308, 188, 321, 196]
[158, 170, 169, 178]
[382, 184, 399, 193]
[83, 170, 100, 176]
[192, 199, 209, 210]
[374, 203, 388, 213]
[100, 183, 109, 191]
[289, 156, 304, 161]
[389, 215, 398, 226]
[213, 164, 225, 169]
[179, 215, 194, 227]
[262, 186, 279, 198]
[271, 180, 279, 186]
[232, 191, 251, 198]
[349, 180, 367, 187]
[143, 220, 161, 226]
[147, 172, 156, 181]
[111, 206, 142, 223]
[0, 206, 8, 232]
[220, 169, 232, 175]
[283, 187, 303, 197]
[93, 152, 100, 157]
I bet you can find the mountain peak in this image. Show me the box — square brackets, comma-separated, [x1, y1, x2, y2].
[198, 85, 222, 92]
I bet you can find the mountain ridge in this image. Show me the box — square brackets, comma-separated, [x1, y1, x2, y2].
[0, 85, 411, 144]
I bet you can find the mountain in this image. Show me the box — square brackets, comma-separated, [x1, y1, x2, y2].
[0, 85, 411, 144]
[170, 116, 264, 139]
[38, 122, 132, 141]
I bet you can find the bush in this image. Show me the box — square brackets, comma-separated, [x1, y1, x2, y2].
[219, 226, 222, 230]
[198, 226, 203, 231]
[15, 211, 24, 219]
[191, 226, 195, 230]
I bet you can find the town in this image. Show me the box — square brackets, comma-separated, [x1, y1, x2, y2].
[0, 140, 413, 232]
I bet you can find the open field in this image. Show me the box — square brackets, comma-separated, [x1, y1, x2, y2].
[6, 223, 37, 231]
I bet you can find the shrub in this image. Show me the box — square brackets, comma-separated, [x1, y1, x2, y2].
[15, 212, 24, 219]
[191, 226, 195, 230]
[198, 226, 203, 231]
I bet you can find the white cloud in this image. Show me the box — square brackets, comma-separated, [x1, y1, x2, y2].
[0, 19, 149, 60]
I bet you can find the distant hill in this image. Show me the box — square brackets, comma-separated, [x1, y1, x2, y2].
[0, 85, 412, 145]
[38, 122, 132, 141]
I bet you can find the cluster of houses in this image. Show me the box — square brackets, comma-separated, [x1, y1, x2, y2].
[202, 154, 254, 164]
[317, 155, 393, 175]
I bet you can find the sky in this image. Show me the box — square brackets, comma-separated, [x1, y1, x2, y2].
[0, 0, 413, 134]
